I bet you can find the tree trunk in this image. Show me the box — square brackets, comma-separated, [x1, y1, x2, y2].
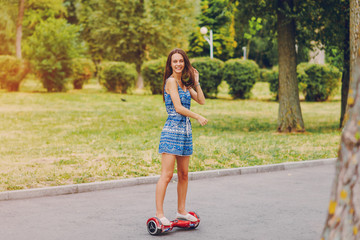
[136, 63, 144, 89]
[340, 44, 350, 128]
[16, 0, 25, 59]
[321, 1, 360, 239]
[340, 3, 351, 128]
[276, 0, 305, 132]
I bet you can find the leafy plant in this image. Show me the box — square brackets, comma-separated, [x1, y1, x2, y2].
[264, 66, 279, 100]
[141, 57, 167, 94]
[298, 63, 341, 101]
[0, 55, 29, 91]
[191, 57, 224, 97]
[223, 59, 259, 99]
[71, 58, 95, 89]
[24, 18, 83, 92]
[99, 61, 137, 93]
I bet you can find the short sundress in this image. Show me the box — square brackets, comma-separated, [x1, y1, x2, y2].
[158, 79, 193, 156]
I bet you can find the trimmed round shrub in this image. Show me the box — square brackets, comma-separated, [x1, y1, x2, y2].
[99, 61, 137, 93]
[71, 58, 95, 89]
[191, 57, 224, 97]
[141, 57, 166, 94]
[0, 55, 29, 91]
[299, 63, 341, 101]
[223, 59, 259, 99]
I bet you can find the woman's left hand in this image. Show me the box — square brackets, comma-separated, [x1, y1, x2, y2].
[193, 68, 199, 85]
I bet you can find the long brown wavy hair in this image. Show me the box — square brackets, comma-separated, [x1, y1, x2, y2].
[162, 48, 195, 101]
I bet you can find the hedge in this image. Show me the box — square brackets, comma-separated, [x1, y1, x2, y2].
[191, 57, 224, 97]
[141, 57, 166, 94]
[223, 59, 259, 99]
[99, 61, 137, 93]
[0, 55, 29, 91]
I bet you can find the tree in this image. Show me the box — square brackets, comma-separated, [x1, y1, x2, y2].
[0, 3, 17, 55]
[15, 0, 25, 59]
[234, 0, 305, 132]
[276, 0, 305, 132]
[188, 0, 237, 60]
[77, 0, 197, 85]
[298, 0, 350, 128]
[233, 5, 278, 68]
[320, 0, 360, 239]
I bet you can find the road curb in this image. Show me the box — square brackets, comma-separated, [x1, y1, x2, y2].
[0, 158, 336, 201]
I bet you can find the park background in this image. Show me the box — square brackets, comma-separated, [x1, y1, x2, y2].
[0, 0, 347, 191]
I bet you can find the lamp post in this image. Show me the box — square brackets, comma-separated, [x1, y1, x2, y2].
[200, 27, 213, 59]
[242, 46, 247, 60]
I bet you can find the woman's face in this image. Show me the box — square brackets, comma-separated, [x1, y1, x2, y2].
[171, 53, 185, 74]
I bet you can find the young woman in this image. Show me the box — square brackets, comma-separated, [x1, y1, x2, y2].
[156, 48, 208, 225]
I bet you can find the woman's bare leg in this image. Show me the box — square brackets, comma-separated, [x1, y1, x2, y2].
[155, 153, 176, 218]
[176, 155, 190, 215]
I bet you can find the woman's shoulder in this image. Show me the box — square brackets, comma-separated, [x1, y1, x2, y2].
[167, 76, 175, 82]
[166, 77, 176, 86]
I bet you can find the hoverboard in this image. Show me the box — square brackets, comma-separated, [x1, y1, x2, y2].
[146, 211, 200, 235]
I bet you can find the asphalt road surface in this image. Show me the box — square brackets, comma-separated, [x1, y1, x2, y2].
[0, 164, 335, 240]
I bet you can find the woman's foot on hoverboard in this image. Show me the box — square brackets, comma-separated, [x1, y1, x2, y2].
[158, 216, 171, 226]
[175, 212, 198, 222]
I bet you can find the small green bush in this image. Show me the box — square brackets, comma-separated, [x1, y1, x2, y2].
[141, 57, 166, 94]
[71, 58, 95, 89]
[223, 59, 259, 99]
[299, 63, 341, 101]
[191, 57, 224, 97]
[0, 55, 29, 91]
[24, 18, 83, 92]
[99, 61, 137, 93]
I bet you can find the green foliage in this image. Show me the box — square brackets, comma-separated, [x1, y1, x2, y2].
[23, 0, 67, 39]
[71, 58, 95, 89]
[264, 66, 279, 99]
[298, 63, 341, 102]
[141, 57, 167, 95]
[188, 0, 237, 60]
[259, 68, 269, 82]
[0, 4, 17, 55]
[233, 2, 278, 68]
[24, 18, 83, 92]
[267, 63, 341, 102]
[296, 62, 308, 94]
[145, 0, 197, 59]
[99, 62, 137, 93]
[191, 57, 224, 97]
[223, 59, 259, 99]
[244, 17, 263, 40]
[0, 55, 29, 91]
[77, 0, 197, 72]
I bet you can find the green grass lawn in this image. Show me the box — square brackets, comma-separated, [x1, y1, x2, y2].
[0, 79, 341, 191]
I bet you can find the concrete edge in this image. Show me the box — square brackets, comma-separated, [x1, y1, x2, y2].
[0, 158, 337, 201]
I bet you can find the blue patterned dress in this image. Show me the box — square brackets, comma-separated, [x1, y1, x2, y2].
[159, 80, 192, 156]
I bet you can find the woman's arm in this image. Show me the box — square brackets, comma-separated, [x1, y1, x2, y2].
[188, 68, 205, 105]
[166, 78, 208, 126]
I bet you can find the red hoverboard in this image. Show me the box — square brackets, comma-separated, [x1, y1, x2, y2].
[146, 212, 200, 235]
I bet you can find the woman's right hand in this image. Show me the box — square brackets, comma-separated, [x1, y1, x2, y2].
[197, 115, 208, 126]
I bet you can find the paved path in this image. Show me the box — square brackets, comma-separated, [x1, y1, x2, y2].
[0, 164, 335, 240]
